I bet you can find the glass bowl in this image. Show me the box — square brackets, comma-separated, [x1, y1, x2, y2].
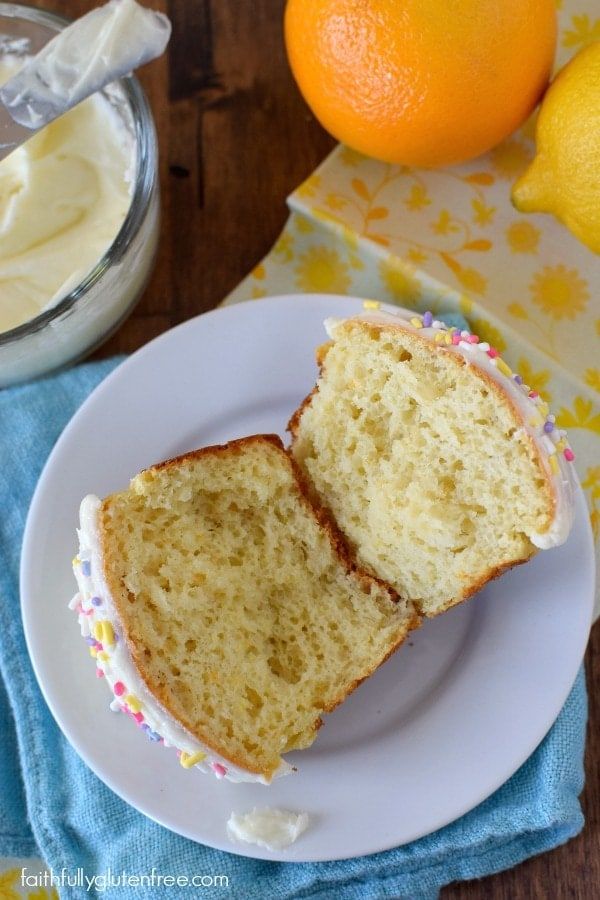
[0, 2, 160, 387]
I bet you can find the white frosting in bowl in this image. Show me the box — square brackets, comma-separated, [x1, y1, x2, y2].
[71, 494, 291, 785]
[0, 55, 134, 332]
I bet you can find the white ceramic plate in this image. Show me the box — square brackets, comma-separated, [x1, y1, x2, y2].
[21, 295, 595, 862]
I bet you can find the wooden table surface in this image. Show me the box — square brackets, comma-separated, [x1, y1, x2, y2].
[47, 1, 598, 895]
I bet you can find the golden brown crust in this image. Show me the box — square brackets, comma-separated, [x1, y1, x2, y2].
[421, 552, 534, 617]
[150, 433, 286, 473]
[315, 340, 333, 368]
[101, 433, 417, 780]
[287, 387, 318, 440]
[288, 318, 553, 618]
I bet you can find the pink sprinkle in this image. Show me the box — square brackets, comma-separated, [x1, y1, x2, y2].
[133, 711, 144, 724]
[451, 333, 461, 345]
[96, 668, 104, 678]
[528, 390, 539, 399]
[467, 334, 479, 343]
[487, 348, 499, 358]
[176, 750, 182, 758]
[211, 763, 227, 779]
[76, 603, 83, 615]
[96, 643, 103, 652]
[113, 681, 125, 696]
[564, 448, 575, 462]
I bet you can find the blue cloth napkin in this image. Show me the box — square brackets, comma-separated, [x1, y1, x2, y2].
[0, 356, 587, 900]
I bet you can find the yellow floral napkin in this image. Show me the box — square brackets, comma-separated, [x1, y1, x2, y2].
[225, 2, 600, 620]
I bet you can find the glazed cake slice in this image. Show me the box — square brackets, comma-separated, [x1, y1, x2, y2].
[72, 435, 417, 783]
[289, 307, 576, 617]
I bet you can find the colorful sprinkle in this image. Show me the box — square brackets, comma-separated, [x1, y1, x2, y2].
[434, 332, 445, 344]
[451, 332, 461, 345]
[96, 669, 104, 678]
[148, 731, 162, 742]
[89, 647, 98, 658]
[549, 455, 560, 475]
[125, 694, 141, 713]
[528, 390, 539, 399]
[72, 557, 80, 568]
[410, 316, 423, 329]
[466, 334, 479, 344]
[84, 636, 96, 646]
[495, 359, 512, 378]
[113, 681, 126, 696]
[211, 762, 227, 779]
[487, 348, 499, 358]
[91, 596, 102, 607]
[362, 299, 381, 310]
[544, 421, 555, 434]
[98, 651, 109, 662]
[180, 750, 207, 769]
[422, 311, 433, 327]
[513, 374, 523, 384]
[93, 620, 115, 646]
[81, 560, 91, 577]
[537, 402, 550, 418]
[133, 711, 144, 724]
[564, 448, 575, 462]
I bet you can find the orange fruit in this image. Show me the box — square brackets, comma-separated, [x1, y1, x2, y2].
[284, 0, 557, 168]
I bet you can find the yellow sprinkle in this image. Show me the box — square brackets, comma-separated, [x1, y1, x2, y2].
[89, 647, 98, 658]
[556, 439, 567, 452]
[538, 402, 549, 417]
[72, 556, 80, 568]
[410, 316, 423, 328]
[98, 651, 109, 662]
[180, 751, 207, 769]
[444, 333, 452, 345]
[362, 299, 381, 310]
[495, 358, 512, 378]
[529, 416, 543, 428]
[434, 332, 445, 344]
[93, 620, 115, 646]
[125, 694, 141, 713]
[549, 454, 560, 475]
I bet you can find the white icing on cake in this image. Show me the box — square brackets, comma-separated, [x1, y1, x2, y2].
[72, 494, 292, 784]
[324, 305, 576, 550]
[226, 807, 309, 851]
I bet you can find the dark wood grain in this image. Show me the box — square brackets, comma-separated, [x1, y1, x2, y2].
[41, 2, 598, 895]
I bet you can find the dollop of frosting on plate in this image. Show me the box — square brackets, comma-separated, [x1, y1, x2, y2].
[227, 807, 310, 851]
[71, 494, 292, 784]
[324, 302, 576, 550]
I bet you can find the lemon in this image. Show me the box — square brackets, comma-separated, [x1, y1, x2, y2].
[512, 41, 600, 253]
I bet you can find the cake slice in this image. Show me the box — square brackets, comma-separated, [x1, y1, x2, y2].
[72, 435, 417, 783]
[289, 308, 576, 617]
